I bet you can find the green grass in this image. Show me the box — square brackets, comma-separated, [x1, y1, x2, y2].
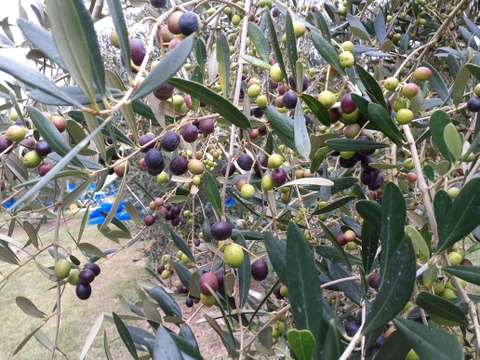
[0, 212, 151, 359]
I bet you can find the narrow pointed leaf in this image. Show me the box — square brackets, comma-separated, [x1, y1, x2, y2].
[374, 11, 387, 44]
[168, 78, 251, 130]
[148, 286, 182, 319]
[113, 312, 139, 360]
[80, 314, 104, 360]
[422, 61, 451, 102]
[285, 12, 298, 81]
[247, 22, 270, 62]
[287, 329, 316, 360]
[301, 93, 330, 126]
[265, 232, 287, 286]
[170, 229, 195, 263]
[326, 138, 388, 152]
[356, 65, 387, 110]
[0, 56, 82, 107]
[83, 111, 107, 163]
[240, 54, 271, 69]
[72, 0, 105, 97]
[17, 19, 66, 70]
[318, 221, 352, 270]
[132, 35, 194, 101]
[235, 233, 250, 308]
[416, 291, 468, 326]
[310, 147, 329, 173]
[367, 103, 405, 147]
[287, 222, 322, 359]
[311, 32, 345, 75]
[362, 236, 416, 338]
[152, 326, 182, 360]
[315, 11, 331, 42]
[46, 0, 96, 104]
[105, 0, 131, 75]
[203, 171, 222, 217]
[372, 330, 410, 360]
[406, 225, 430, 259]
[27, 106, 83, 168]
[321, 320, 342, 360]
[442, 265, 480, 286]
[13, 325, 45, 356]
[430, 110, 456, 163]
[347, 14, 370, 41]
[216, 34, 230, 97]
[436, 177, 480, 253]
[361, 219, 380, 273]
[379, 182, 406, 283]
[311, 196, 355, 215]
[15, 297, 46, 318]
[452, 65, 469, 107]
[294, 102, 311, 158]
[393, 316, 464, 360]
[263, 106, 295, 150]
[105, 70, 138, 140]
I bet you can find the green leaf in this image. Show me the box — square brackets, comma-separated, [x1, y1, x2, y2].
[45, 0, 96, 105]
[287, 329, 316, 360]
[266, 10, 288, 82]
[235, 233, 250, 308]
[263, 106, 295, 150]
[16, 297, 46, 318]
[406, 225, 430, 259]
[294, 102, 311, 158]
[27, 106, 83, 168]
[216, 34, 230, 98]
[265, 232, 287, 286]
[132, 35, 194, 101]
[285, 12, 298, 82]
[173, 261, 192, 289]
[247, 22, 270, 62]
[367, 103, 405, 147]
[83, 110, 107, 163]
[315, 245, 362, 266]
[452, 65, 469, 107]
[318, 221, 352, 270]
[436, 177, 480, 254]
[17, 19, 66, 70]
[168, 78, 251, 130]
[310, 147, 329, 173]
[367, 162, 402, 170]
[379, 182, 406, 284]
[444, 123, 462, 160]
[362, 236, 416, 340]
[28, 86, 123, 106]
[311, 196, 355, 215]
[13, 324, 45, 356]
[301, 94, 330, 126]
[321, 320, 342, 360]
[315, 11, 331, 42]
[286, 222, 322, 359]
[372, 330, 410, 360]
[311, 32, 345, 75]
[203, 171, 222, 217]
[374, 11, 387, 44]
[170, 230, 195, 263]
[0, 56, 82, 107]
[78, 243, 107, 258]
[105, 0, 131, 76]
[148, 286, 183, 319]
[68, 110, 135, 148]
[416, 291, 468, 326]
[357, 201, 381, 272]
[356, 64, 387, 110]
[81, 314, 105, 360]
[442, 265, 480, 286]
[240, 54, 271, 70]
[112, 312, 139, 360]
[430, 110, 456, 163]
[347, 14, 370, 42]
[152, 326, 182, 360]
[467, 63, 480, 82]
[71, 0, 105, 97]
[105, 70, 138, 140]
[325, 138, 388, 152]
[422, 61, 451, 103]
[194, 38, 207, 70]
[393, 316, 464, 360]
